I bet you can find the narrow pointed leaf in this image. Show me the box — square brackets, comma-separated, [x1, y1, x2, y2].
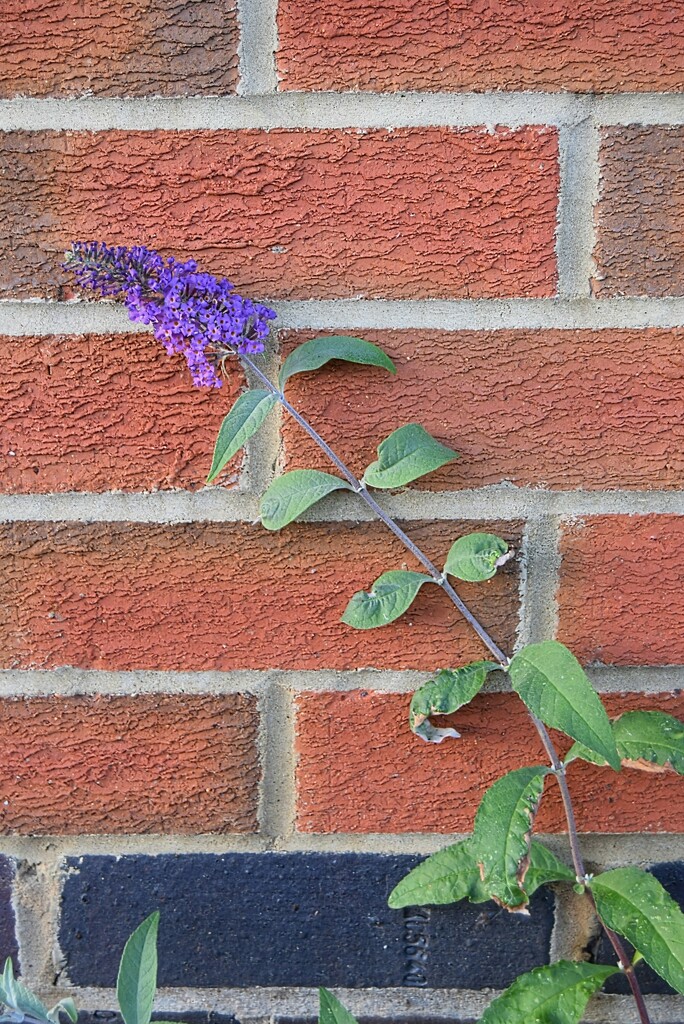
[590, 867, 684, 994]
[478, 960, 617, 1024]
[508, 642, 621, 770]
[567, 710, 684, 772]
[362, 424, 458, 489]
[523, 842, 575, 892]
[409, 660, 498, 743]
[260, 470, 352, 530]
[341, 570, 434, 630]
[318, 989, 359, 1024]
[471, 766, 549, 910]
[207, 390, 277, 483]
[280, 335, 395, 387]
[613, 710, 684, 773]
[48, 1000, 78, 1024]
[116, 911, 160, 1024]
[443, 533, 510, 583]
[4, 976, 50, 1022]
[388, 838, 573, 909]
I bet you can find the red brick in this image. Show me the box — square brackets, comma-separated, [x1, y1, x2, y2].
[0, 520, 520, 671]
[0, 694, 258, 834]
[0, 333, 242, 493]
[282, 328, 684, 491]
[277, 0, 684, 93]
[593, 127, 684, 297]
[559, 516, 684, 665]
[0, 0, 238, 98]
[0, 128, 558, 300]
[295, 690, 684, 834]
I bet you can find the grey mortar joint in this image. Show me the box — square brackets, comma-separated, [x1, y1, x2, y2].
[556, 114, 600, 298]
[242, 341, 283, 496]
[257, 680, 297, 843]
[236, 0, 279, 96]
[11, 845, 63, 990]
[4, 298, 684, 336]
[2, 486, 684, 525]
[1, 91, 683, 132]
[44, 983, 684, 1023]
[518, 516, 561, 649]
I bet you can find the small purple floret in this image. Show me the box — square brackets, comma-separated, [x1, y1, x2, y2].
[64, 241, 277, 389]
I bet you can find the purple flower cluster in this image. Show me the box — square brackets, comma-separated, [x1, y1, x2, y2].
[64, 241, 277, 389]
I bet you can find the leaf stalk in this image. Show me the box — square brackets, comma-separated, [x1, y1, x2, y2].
[239, 351, 652, 1024]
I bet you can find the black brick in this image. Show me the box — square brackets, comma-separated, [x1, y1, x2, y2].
[78, 1014, 239, 1024]
[60, 854, 554, 989]
[590, 861, 684, 995]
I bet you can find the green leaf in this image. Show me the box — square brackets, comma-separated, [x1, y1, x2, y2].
[613, 710, 684, 773]
[260, 469, 352, 530]
[341, 570, 433, 630]
[280, 335, 396, 387]
[443, 533, 510, 583]
[318, 989, 359, 1024]
[478, 960, 617, 1024]
[470, 766, 549, 910]
[0, 959, 51, 1023]
[48, 1000, 78, 1024]
[590, 867, 684, 994]
[388, 838, 573, 910]
[508, 642, 621, 771]
[116, 911, 160, 1024]
[206, 390, 277, 484]
[409, 660, 498, 743]
[388, 840, 490, 909]
[567, 710, 684, 772]
[362, 424, 458, 489]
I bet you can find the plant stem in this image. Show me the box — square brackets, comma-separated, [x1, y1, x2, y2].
[240, 353, 652, 1024]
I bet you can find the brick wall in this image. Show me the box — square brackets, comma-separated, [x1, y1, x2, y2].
[0, 3, 683, 1023]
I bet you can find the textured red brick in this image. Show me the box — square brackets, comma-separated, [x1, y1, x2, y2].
[282, 328, 684, 491]
[277, 0, 684, 93]
[594, 127, 684, 297]
[559, 516, 684, 665]
[295, 690, 684, 834]
[0, 694, 259, 834]
[0, 333, 242, 493]
[0, 0, 238, 98]
[0, 128, 558, 300]
[0, 520, 520, 671]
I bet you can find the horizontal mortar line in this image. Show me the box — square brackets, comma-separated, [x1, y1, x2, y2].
[0, 666, 680, 698]
[5, 831, 684, 864]
[37, 984, 684, 1023]
[1, 91, 683, 132]
[3, 298, 684, 335]
[2, 488, 684, 523]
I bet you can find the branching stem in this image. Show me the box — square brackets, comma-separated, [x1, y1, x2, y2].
[239, 353, 652, 1024]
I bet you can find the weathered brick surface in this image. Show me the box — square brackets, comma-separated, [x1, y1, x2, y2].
[558, 516, 684, 665]
[0, 0, 238, 98]
[0, 859, 18, 969]
[277, 0, 684, 93]
[60, 853, 554, 988]
[295, 691, 684, 834]
[0, 520, 520, 671]
[282, 328, 684, 491]
[0, 695, 259, 834]
[0, 333, 240, 493]
[0, 129, 558, 300]
[593, 127, 684, 297]
[592, 862, 684, 995]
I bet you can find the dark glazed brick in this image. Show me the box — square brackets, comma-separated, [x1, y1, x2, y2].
[60, 854, 554, 989]
[591, 861, 684, 994]
[0, 858, 17, 968]
[78, 1015, 239, 1024]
